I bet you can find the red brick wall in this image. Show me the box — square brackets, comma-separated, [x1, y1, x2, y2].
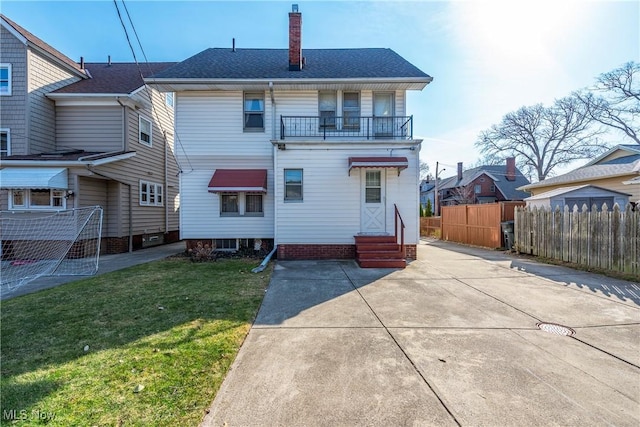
[278, 244, 356, 260]
[405, 245, 417, 260]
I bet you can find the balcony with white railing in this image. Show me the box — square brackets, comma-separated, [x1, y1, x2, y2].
[280, 115, 413, 140]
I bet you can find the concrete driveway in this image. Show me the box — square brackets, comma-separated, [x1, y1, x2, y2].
[202, 239, 640, 426]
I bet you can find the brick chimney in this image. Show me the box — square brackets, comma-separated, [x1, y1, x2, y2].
[506, 157, 516, 181]
[457, 162, 463, 182]
[289, 4, 302, 71]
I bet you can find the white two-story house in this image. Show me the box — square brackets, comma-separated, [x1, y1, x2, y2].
[147, 6, 432, 267]
[0, 15, 180, 253]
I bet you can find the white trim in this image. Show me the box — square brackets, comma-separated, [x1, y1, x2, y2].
[0, 63, 12, 96]
[139, 115, 153, 147]
[0, 18, 27, 44]
[9, 189, 67, 210]
[0, 128, 10, 155]
[139, 180, 164, 206]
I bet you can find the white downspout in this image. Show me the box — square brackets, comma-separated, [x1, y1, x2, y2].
[269, 82, 278, 249]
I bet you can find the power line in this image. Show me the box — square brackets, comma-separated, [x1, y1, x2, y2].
[112, 0, 193, 174]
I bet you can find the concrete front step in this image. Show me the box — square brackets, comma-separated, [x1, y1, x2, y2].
[357, 258, 407, 268]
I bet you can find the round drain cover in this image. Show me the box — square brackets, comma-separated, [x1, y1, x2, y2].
[536, 322, 575, 336]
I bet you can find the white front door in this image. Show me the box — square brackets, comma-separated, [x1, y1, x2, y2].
[360, 169, 386, 233]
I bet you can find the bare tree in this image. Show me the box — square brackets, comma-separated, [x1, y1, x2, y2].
[574, 61, 640, 144]
[475, 97, 606, 182]
[452, 184, 476, 205]
[419, 161, 431, 180]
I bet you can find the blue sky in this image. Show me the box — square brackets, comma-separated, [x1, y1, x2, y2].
[2, 0, 638, 179]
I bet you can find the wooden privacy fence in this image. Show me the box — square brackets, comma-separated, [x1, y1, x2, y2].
[441, 202, 524, 248]
[420, 216, 441, 236]
[514, 204, 639, 276]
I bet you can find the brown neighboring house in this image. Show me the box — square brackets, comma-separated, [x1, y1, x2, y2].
[438, 157, 531, 206]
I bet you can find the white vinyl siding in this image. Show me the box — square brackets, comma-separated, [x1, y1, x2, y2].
[175, 92, 273, 158]
[275, 144, 419, 245]
[56, 106, 123, 151]
[179, 157, 273, 239]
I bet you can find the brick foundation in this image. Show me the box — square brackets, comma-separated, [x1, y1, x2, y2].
[405, 244, 417, 261]
[277, 244, 356, 260]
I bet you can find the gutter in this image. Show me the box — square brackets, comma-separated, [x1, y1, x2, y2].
[252, 245, 277, 273]
[0, 152, 137, 167]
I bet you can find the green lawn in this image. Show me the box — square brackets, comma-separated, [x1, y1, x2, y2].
[1, 258, 272, 426]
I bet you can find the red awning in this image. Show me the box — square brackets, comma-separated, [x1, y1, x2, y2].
[348, 157, 409, 175]
[208, 169, 268, 192]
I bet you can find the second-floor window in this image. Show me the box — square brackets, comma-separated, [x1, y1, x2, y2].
[140, 180, 163, 206]
[343, 92, 360, 129]
[0, 64, 11, 96]
[474, 185, 482, 194]
[0, 129, 10, 155]
[139, 116, 152, 147]
[244, 92, 264, 131]
[319, 91, 337, 129]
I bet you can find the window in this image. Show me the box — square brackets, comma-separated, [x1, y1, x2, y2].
[474, 185, 482, 194]
[139, 116, 152, 147]
[365, 171, 382, 203]
[219, 193, 263, 216]
[215, 239, 238, 251]
[343, 92, 360, 129]
[221, 193, 239, 215]
[490, 185, 495, 192]
[245, 194, 263, 215]
[9, 189, 66, 210]
[244, 92, 264, 130]
[0, 129, 9, 155]
[284, 169, 303, 201]
[165, 92, 174, 107]
[0, 64, 11, 96]
[140, 180, 163, 206]
[319, 91, 337, 129]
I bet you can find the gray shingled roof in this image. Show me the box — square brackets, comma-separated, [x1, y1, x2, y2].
[520, 154, 640, 191]
[52, 62, 176, 94]
[152, 48, 431, 80]
[1, 14, 87, 77]
[440, 165, 531, 200]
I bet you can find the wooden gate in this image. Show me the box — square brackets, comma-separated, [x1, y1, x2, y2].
[441, 202, 524, 248]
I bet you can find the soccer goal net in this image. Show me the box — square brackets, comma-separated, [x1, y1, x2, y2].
[0, 206, 103, 290]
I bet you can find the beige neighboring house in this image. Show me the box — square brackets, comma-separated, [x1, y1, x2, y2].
[0, 15, 180, 253]
[518, 144, 640, 209]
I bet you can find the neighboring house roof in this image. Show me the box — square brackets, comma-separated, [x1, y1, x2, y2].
[439, 165, 531, 200]
[583, 144, 640, 167]
[519, 153, 640, 191]
[0, 14, 87, 78]
[525, 185, 631, 201]
[151, 48, 431, 82]
[52, 62, 176, 94]
[0, 150, 136, 166]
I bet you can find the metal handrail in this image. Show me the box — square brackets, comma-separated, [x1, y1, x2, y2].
[394, 204, 406, 258]
[280, 115, 413, 140]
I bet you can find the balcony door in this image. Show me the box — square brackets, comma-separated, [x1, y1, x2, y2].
[373, 92, 394, 138]
[360, 169, 386, 233]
